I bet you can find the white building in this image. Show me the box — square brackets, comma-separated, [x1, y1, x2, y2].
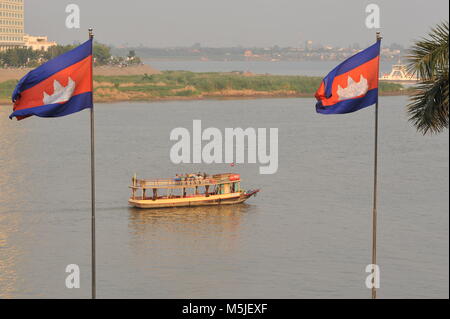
[1, 0, 57, 52]
[23, 34, 57, 51]
[0, 0, 24, 51]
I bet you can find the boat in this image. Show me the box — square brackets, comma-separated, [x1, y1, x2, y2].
[379, 62, 418, 84]
[129, 173, 260, 209]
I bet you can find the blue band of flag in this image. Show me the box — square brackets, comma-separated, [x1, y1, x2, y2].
[9, 92, 93, 119]
[316, 88, 378, 114]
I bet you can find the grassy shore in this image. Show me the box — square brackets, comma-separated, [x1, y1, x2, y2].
[1, 70, 409, 105]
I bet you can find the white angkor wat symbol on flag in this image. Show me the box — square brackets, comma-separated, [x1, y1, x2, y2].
[337, 74, 369, 101]
[43, 77, 76, 105]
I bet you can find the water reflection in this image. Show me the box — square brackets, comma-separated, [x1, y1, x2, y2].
[128, 204, 254, 253]
[0, 107, 28, 299]
[0, 216, 21, 299]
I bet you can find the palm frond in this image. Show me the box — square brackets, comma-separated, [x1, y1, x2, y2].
[406, 21, 449, 80]
[406, 21, 449, 134]
[407, 70, 449, 134]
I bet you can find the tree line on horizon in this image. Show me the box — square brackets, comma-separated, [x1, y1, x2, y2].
[0, 42, 142, 69]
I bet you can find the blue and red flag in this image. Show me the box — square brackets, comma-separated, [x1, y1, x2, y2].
[9, 39, 93, 120]
[315, 40, 381, 114]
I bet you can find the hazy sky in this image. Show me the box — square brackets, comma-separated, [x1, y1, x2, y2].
[25, 0, 449, 47]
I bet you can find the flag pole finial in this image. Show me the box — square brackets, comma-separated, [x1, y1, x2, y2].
[376, 31, 382, 41]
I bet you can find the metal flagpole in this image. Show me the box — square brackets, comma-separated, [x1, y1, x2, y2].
[89, 28, 96, 300]
[371, 31, 382, 299]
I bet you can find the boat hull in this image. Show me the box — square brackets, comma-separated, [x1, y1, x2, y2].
[128, 191, 257, 209]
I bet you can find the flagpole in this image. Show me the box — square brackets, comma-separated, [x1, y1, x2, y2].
[371, 31, 382, 299]
[88, 28, 96, 300]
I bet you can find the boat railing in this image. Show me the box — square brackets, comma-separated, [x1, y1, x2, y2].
[131, 174, 239, 188]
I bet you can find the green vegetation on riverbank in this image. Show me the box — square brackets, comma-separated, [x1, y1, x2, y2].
[93, 71, 408, 102]
[0, 80, 17, 102]
[1, 71, 409, 104]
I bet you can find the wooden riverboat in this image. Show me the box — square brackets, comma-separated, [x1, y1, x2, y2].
[129, 173, 259, 209]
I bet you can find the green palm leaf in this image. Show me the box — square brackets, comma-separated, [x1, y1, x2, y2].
[406, 21, 449, 134]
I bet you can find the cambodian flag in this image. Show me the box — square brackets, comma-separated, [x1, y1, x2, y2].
[9, 39, 93, 120]
[315, 40, 381, 114]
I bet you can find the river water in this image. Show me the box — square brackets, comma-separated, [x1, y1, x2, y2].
[0, 96, 448, 298]
[144, 60, 396, 76]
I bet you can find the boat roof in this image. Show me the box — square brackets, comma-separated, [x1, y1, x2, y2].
[130, 173, 240, 189]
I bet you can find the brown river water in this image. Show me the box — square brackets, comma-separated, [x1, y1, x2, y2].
[0, 96, 448, 298]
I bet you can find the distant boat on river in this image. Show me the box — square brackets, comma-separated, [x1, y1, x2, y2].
[380, 63, 418, 84]
[129, 173, 259, 209]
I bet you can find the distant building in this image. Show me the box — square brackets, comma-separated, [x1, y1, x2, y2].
[23, 34, 56, 51]
[0, 0, 25, 51]
[244, 50, 254, 57]
[1, 1, 57, 52]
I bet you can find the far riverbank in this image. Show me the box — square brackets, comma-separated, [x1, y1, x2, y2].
[0, 70, 410, 105]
